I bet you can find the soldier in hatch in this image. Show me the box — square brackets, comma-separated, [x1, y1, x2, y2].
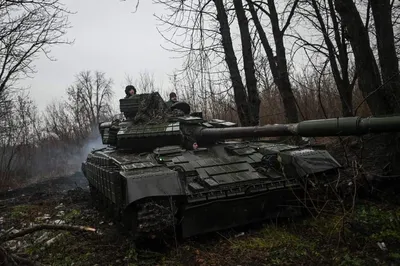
[124, 85, 137, 98]
[166, 92, 178, 108]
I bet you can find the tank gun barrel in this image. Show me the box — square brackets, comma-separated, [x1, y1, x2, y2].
[195, 116, 400, 140]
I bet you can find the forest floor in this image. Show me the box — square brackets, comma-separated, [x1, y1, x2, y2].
[1, 135, 400, 266]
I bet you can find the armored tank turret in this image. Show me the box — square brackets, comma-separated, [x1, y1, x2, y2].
[81, 92, 400, 240]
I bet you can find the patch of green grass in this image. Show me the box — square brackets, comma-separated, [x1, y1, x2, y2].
[390, 252, 400, 258]
[10, 204, 32, 219]
[230, 225, 321, 265]
[125, 247, 138, 265]
[352, 204, 400, 243]
[338, 254, 364, 266]
[232, 226, 310, 250]
[304, 214, 343, 237]
[9, 203, 55, 222]
[36, 233, 98, 266]
[64, 209, 81, 221]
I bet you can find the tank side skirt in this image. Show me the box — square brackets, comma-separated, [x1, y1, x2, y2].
[180, 185, 304, 238]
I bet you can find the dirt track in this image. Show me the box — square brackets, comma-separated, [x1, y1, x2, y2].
[0, 171, 89, 201]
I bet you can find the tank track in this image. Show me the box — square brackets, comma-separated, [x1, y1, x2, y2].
[135, 199, 179, 238]
[84, 154, 180, 239]
[89, 183, 179, 239]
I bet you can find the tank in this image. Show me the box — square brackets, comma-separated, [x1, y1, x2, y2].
[81, 92, 400, 240]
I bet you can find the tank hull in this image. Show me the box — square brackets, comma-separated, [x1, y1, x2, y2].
[81, 141, 341, 239]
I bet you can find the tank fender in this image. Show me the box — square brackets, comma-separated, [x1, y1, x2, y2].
[120, 168, 185, 204]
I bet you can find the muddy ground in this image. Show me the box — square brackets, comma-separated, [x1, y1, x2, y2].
[1, 136, 400, 266]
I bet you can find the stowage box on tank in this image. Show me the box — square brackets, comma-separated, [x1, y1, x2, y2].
[81, 92, 400, 239]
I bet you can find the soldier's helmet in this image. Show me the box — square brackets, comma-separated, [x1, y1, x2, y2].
[125, 85, 137, 96]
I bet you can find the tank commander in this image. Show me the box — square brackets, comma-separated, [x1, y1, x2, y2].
[166, 92, 178, 108]
[124, 85, 137, 98]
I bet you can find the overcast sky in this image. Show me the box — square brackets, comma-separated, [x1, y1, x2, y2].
[19, 0, 183, 111]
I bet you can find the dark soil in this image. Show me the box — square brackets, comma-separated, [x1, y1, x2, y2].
[0, 171, 88, 202]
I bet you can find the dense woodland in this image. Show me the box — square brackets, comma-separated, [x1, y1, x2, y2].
[0, 0, 399, 188]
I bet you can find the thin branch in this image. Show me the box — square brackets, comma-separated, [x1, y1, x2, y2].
[0, 224, 97, 243]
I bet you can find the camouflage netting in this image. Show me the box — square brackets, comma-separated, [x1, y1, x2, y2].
[133, 92, 185, 124]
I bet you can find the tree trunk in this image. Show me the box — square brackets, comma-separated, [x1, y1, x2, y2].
[311, 0, 354, 116]
[267, 0, 298, 123]
[233, 0, 260, 126]
[370, 0, 400, 113]
[213, 0, 253, 126]
[247, 0, 298, 123]
[334, 0, 393, 115]
[339, 82, 353, 117]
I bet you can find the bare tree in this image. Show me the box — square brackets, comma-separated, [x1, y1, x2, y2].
[246, 0, 299, 123]
[154, 0, 261, 125]
[66, 70, 114, 131]
[212, 0, 260, 126]
[0, 0, 71, 98]
[44, 101, 74, 141]
[391, 1, 400, 55]
[169, 69, 201, 111]
[289, 0, 356, 117]
[232, 0, 260, 124]
[0, 91, 39, 185]
[135, 70, 156, 93]
[370, 0, 400, 111]
[37, 71, 116, 182]
[333, 0, 400, 115]
[0, 0, 71, 187]
[153, 0, 232, 116]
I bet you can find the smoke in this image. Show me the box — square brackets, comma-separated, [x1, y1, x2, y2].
[68, 128, 107, 171]
[20, 127, 108, 191]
